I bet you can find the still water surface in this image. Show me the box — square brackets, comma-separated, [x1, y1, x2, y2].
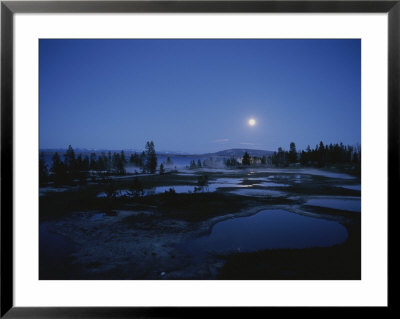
[182, 209, 348, 255]
[305, 197, 361, 213]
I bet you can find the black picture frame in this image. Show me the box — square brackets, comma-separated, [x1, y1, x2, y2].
[1, 0, 395, 317]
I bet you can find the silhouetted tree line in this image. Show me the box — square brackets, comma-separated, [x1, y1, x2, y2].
[224, 153, 267, 167]
[270, 141, 361, 168]
[188, 158, 212, 169]
[40, 141, 159, 186]
[40, 145, 127, 186]
[202, 158, 213, 168]
[189, 159, 203, 169]
[88, 150, 127, 175]
[39, 152, 49, 186]
[225, 157, 240, 167]
[129, 151, 145, 167]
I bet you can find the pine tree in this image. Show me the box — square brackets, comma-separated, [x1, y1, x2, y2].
[318, 141, 325, 166]
[82, 155, 90, 171]
[120, 150, 127, 164]
[108, 151, 112, 166]
[145, 141, 157, 173]
[97, 156, 105, 172]
[64, 145, 75, 165]
[130, 153, 137, 165]
[261, 155, 267, 165]
[51, 152, 68, 185]
[115, 153, 126, 175]
[288, 142, 297, 163]
[39, 152, 48, 186]
[159, 163, 165, 175]
[90, 153, 97, 171]
[242, 152, 251, 166]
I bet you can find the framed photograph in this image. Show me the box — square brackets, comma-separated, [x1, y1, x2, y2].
[1, 0, 394, 316]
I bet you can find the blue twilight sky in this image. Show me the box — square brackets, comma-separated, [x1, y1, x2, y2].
[39, 39, 360, 154]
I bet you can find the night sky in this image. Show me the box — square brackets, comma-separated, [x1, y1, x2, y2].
[39, 39, 360, 154]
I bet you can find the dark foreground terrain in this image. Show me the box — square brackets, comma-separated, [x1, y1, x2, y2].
[39, 167, 361, 280]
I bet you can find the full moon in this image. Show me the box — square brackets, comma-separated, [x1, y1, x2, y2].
[248, 118, 256, 126]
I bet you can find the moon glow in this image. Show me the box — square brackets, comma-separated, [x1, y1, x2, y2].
[248, 118, 256, 126]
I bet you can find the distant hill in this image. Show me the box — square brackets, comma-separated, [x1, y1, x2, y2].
[205, 148, 274, 158]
